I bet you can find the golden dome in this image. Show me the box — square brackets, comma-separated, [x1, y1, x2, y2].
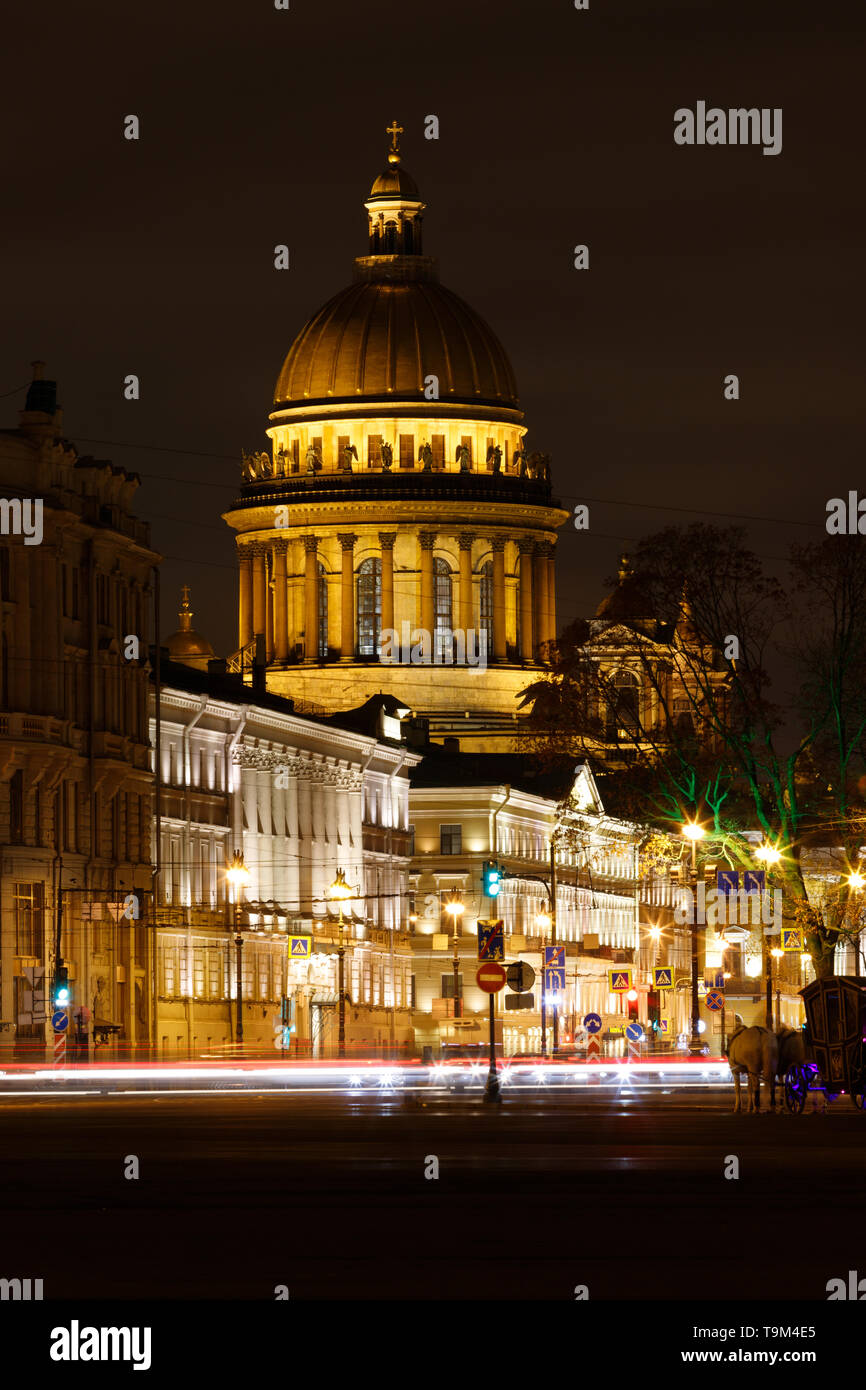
[272, 125, 520, 415]
[274, 278, 519, 411]
[166, 586, 215, 669]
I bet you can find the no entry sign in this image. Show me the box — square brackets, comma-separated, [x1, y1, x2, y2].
[476, 962, 507, 994]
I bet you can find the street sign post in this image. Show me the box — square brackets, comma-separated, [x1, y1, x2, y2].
[705, 988, 725, 1012]
[51, 1010, 69, 1033]
[584, 1011, 602, 1059]
[626, 1020, 644, 1062]
[477, 920, 505, 961]
[476, 962, 507, 993]
[653, 966, 674, 990]
[608, 968, 632, 993]
[506, 961, 536, 993]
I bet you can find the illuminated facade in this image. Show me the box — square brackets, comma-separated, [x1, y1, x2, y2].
[223, 125, 569, 749]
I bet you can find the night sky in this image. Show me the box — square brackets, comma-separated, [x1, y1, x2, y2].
[3, 0, 864, 657]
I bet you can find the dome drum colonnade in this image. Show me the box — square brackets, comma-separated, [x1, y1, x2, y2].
[224, 123, 568, 718]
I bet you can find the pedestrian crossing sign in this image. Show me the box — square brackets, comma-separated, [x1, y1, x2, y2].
[782, 928, 804, 953]
[653, 966, 673, 990]
[288, 936, 312, 957]
[659, 1019, 672, 1035]
[608, 968, 632, 993]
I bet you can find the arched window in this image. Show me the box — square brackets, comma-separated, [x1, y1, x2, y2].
[479, 561, 493, 655]
[434, 558, 453, 660]
[357, 557, 381, 656]
[317, 562, 328, 658]
[609, 670, 640, 734]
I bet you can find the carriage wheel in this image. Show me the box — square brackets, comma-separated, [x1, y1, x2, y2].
[784, 1063, 808, 1115]
[850, 1045, 866, 1109]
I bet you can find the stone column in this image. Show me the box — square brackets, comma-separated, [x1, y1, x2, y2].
[379, 532, 396, 641]
[419, 531, 437, 636]
[547, 543, 557, 645]
[534, 542, 551, 657]
[491, 536, 506, 663]
[458, 532, 475, 635]
[251, 544, 266, 638]
[338, 533, 358, 662]
[518, 538, 535, 662]
[273, 540, 288, 662]
[238, 545, 253, 648]
[302, 537, 319, 663]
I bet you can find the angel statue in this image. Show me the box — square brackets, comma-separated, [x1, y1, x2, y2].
[381, 440, 393, 471]
[241, 450, 257, 481]
[486, 443, 503, 474]
[275, 447, 288, 475]
[257, 451, 273, 478]
[512, 444, 528, 476]
[419, 441, 434, 471]
[455, 443, 471, 472]
[305, 443, 322, 473]
[341, 442, 359, 472]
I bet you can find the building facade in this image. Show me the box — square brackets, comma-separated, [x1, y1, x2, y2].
[151, 660, 419, 1056]
[0, 365, 158, 1054]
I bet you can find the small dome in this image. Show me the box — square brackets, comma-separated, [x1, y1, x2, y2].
[594, 555, 655, 623]
[368, 164, 420, 201]
[166, 586, 215, 669]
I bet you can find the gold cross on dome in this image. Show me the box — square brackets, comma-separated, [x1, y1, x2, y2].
[386, 119, 403, 156]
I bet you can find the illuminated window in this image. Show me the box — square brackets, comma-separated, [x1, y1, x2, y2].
[440, 824, 462, 855]
[432, 434, 445, 469]
[434, 558, 452, 660]
[399, 434, 414, 468]
[317, 562, 328, 657]
[357, 557, 382, 655]
[479, 560, 493, 650]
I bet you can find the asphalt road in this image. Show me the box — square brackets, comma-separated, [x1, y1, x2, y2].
[1, 1090, 864, 1301]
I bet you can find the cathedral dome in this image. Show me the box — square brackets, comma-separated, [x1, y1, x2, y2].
[273, 277, 520, 411]
[166, 586, 215, 670]
[368, 164, 420, 201]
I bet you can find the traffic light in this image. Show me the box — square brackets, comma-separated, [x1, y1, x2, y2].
[626, 987, 639, 1021]
[483, 861, 501, 898]
[647, 990, 661, 1030]
[54, 967, 71, 1009]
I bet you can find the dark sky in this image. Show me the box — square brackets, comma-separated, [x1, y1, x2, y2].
[3, 0, 864, 656]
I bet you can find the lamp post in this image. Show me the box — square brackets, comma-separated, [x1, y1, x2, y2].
[682, 821, 705, 1056]
[771, 947, 784, 1028]
[226, 850, 251, 1048]
[536, 901, 552, 1058]
[328, 869, 354, 1058]
[847, 870, 865, 975]
[444, 891, 465, 1020]
[755, 843, 782, 1028]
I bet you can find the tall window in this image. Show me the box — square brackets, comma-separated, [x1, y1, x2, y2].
[357, 557, 381, 656]
[14, 883, 44, 956]
[10, 769, 23, 843]
[434, 558, 453, 660]
[479, 560, 493, 653]
[399, 434, 414, 468]
[317, 563, 328, 658]
[609, 670, 640, 734]
[440, 824, 462, 855]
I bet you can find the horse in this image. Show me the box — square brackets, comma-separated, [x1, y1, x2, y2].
[726, 1015, 778, 1112]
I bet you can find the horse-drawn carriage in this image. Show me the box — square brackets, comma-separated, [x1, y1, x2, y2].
[783, 976, 866, 1113]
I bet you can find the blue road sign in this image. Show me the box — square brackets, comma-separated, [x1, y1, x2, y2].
[704, 969, 725, 990]
[477, 920, 504, 961]
[626, 1022, 644, 1042]
[52, 1010, 69, 1032]
[544, 968, 565, 992]
[717, 869, 739, 897]
[584, 1012, 603, 1034]
[545, 945, 565, 970]
[743, 869, 766, 895]
[288, 936, 311, 958]
[705, 989, 725, 1012]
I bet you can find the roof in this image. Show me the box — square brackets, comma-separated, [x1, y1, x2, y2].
[273, 276, 519, 411]
[409, 750, 578, 800]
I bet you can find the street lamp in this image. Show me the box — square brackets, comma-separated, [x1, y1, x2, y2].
[847, 869, 865, 974]
[328, 869, 354, 1058]
[771, 946, 784, 1028]
[536, 901, 552, 1058]
[756, 842, 782, 1027]
[682, 820, 705, 1056]
[226, 850, 251, 1048]
[443, 891, 465, 1019]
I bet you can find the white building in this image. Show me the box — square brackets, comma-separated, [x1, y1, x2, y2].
[150, 656, 419, 1056]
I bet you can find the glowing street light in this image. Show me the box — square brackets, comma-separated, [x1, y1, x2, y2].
[444, 891, 465, 1018]
[226, 850, 251, 1047]
[681, 819, 706, 1055]
[328, 869, 356, 1058]
[755, 843, 783, 865]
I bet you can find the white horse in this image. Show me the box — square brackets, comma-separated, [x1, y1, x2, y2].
[726, 1015, 779, 1112]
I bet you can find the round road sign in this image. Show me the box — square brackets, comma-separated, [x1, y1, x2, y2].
[583, 1012, 603, 1034]
[625, 1022, 644, 1042]
[705, 988, 725, 1011]
[506, 960, 536, 993]
[52, 1010, 69, 1032]
[476, 962, 507, 994]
